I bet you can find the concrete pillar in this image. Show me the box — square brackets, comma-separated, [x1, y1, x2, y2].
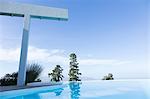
[17, 14, 30, 86]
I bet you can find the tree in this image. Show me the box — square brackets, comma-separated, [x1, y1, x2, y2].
[102, 73, 114, 80]
[68, 53, 81, 81]
[0, 72, 18, 86]
[25, 63, 43, 84]
[48, 65, 64, 82]
[0, 63, 43, 86]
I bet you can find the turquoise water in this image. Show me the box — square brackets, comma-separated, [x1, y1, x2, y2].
[0, 80, 150, 99]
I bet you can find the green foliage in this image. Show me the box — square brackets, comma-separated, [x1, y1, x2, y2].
[68, 53, 81, 81]
[25, 63, 43, 84]
[102, 73, 114, 80]
[0, 72, 18, 86]
[48, 65, 64, 82]
[0, 63, 43, 86]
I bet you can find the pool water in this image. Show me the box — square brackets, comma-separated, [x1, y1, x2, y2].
[0, 80, 150, 99]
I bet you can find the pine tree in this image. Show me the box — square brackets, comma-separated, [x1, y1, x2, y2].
[48, 65, 64, 82]
[68, 53, 81, 81]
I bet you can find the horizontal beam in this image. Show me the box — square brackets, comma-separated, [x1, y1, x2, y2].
[0, 1, 68, 21]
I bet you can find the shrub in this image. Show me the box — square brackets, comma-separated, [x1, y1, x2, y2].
[0, 72, 18, 86]
[48, 65, 64, 82]
[102, 73, 114, 80]
[0, 63, 43, 86]
[25, 63, 43, 84]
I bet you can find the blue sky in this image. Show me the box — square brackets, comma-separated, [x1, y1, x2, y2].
[0, 0, 149, 80]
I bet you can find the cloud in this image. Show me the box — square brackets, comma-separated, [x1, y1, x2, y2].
[27, 46, 67, 64]
[80, 59, 116, 65]
[0, 46, 67, 65]
[0, 46, 130, 66]
[79, 59, 130, 66]
[0, 47, 20, 61]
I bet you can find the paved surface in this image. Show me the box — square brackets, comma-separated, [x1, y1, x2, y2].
[0, 83, 54, 92]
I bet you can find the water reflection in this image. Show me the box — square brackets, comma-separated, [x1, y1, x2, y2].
[69, 82, 81, 99]
[54, 87, 64, 96]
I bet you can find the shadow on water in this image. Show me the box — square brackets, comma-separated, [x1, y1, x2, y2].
[69, 82, 81, 99]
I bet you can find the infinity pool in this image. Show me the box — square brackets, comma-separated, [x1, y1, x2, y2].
[0, 80, 150, 99]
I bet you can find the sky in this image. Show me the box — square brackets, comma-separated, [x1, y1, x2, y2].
[0, 0, 149, 80]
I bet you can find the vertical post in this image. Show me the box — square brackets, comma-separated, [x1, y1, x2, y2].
[17, 14, 30, 86]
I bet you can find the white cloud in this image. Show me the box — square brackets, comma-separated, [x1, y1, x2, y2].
[0, 46, 130, 66]
[80, 59, 116, 65]
[79, 59, 130, 66]
[0, 46, 67, 65]
[0, 47, 20, 61]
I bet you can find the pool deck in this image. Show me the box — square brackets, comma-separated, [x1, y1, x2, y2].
[0, 85, 40, 92]
[0, 82, 62, 92]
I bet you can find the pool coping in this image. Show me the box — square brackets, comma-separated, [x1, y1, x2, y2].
[0, 82, 64, 92]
